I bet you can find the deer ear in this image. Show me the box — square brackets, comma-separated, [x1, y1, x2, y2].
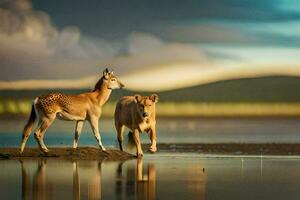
[103, 68, 109, 79]
[150, 94, 159, 103]
[134, 94, 142, 103]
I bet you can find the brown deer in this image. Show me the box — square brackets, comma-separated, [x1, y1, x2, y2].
[20, 68, 124, 154]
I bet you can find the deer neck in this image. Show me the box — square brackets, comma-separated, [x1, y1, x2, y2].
[94, 82, 112, 106]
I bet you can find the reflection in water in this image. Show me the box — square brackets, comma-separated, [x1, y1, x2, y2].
[19, 158, 159, 200]
[21, 160, 54, 200]
[136, 158, 156, 200]
[4, 156, 298, 200]
[115, 158, 157, 200]
[32, 160, 52, 200]
[73, 162, 80, 200]
[20, 160, 30, 200]
[21, 160, 102, 200]
[73, 161, 102, 200]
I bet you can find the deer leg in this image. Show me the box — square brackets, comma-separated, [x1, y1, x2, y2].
[73, 121, 84, 149]
[34, 116, 54, 153]
[89, 118, 106, 151]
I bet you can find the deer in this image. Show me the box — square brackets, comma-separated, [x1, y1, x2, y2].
[20, 68, 124, 154]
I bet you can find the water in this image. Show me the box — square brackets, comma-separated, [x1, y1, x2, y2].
[0, 154, 299, 200]
[1, 118, 300, 199]
[1, 118, 300, 148]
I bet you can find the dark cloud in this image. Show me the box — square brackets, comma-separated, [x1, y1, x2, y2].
[31, 0, 300, 40]
[0, 0, 118, 80]
[28, 0, 300, 47]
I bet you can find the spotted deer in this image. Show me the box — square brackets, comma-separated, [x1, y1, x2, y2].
[20, 68, 124, 154]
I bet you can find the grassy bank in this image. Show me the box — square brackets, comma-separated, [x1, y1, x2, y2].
[1, 99, 300, 117]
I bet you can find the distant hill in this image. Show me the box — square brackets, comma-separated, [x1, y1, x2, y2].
[154, 76, 300, 102]
[1, 76, 300, 102]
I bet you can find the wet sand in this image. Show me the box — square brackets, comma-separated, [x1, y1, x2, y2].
[1, 143, 299, 160]
[0, 147, 134, 161]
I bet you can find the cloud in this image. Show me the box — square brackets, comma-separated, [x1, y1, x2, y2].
[0, 0, 211, 89]
[0, 0, 116, 80]
[0, 0, 211, 82]
[1, 0, 300, 92]
[110, 32, 209, 74]
[276, 0, 300, 14]
[150, 22, 255, 44]
[0, 31, 211, 90]
[126, 32, 163, 55]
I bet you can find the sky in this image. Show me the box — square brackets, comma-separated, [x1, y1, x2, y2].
[1, 0, 300, 91]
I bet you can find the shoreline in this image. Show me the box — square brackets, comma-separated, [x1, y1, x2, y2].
[1, 143, 300, 160]
[2, 115, 300, 120]
[0, 147, 135, 161]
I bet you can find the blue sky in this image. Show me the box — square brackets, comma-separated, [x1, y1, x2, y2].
[0, 0, 300, 90]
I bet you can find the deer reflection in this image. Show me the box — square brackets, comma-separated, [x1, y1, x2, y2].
[20, 160, 102, 200]
[73, 161, 80, 200]
[20, 160, 30, 200]
[20, 158, 159, 200]
[72, 161, 102, 200]
[116, 158, 156, 200]
[20, 159, 53, 200]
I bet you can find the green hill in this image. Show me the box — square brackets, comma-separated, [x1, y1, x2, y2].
[154, 76, 300, 102]
[1, 76, 300, 102]
[112, 76, 300, 102]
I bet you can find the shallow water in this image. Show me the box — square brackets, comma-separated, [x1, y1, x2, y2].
[1, 118, 300, 199]
[0, 154, 299, 200]
[1, 118, 300, 148]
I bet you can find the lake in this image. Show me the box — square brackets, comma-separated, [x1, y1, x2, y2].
[1, 117, 300, 199]
[0, 154, 299, 200]
[1, 118, 300, 148]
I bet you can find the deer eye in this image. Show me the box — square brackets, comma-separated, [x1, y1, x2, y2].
[111, 78, 116, 82]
